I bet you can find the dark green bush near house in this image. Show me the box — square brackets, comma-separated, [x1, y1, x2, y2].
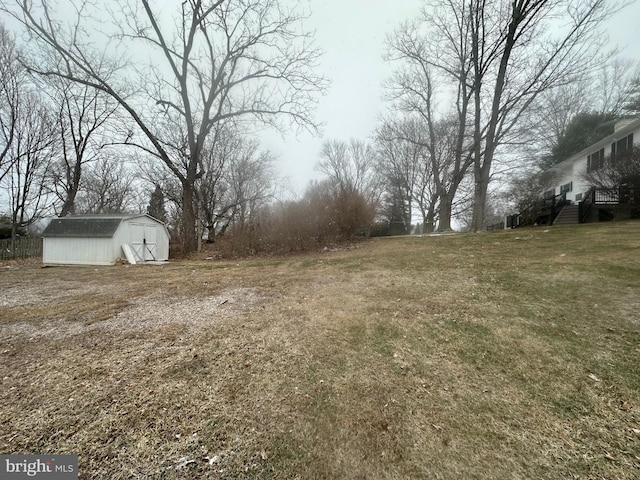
[0, 224, 26, 239]
[0, 225, 12, 239]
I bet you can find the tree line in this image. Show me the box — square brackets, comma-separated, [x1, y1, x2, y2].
[0, 20, 281, 245]
[1, 0, 639, 254]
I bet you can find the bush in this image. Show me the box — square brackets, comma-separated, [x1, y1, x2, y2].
[0, 224, 26, 239]
[206, 181, 377, 258]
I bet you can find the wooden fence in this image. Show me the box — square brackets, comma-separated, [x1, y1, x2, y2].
[0, 237, 43, 261]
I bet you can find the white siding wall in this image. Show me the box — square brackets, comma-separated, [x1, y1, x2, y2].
[571, 157, 591, 200]
[156, 223, 170, 261]
[43, 237, 115, 265]
[553, 157, 591, 202]
[112, 221, 129, 261]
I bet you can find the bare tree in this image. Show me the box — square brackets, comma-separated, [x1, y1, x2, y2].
[1, 91, 58, 245]
[525, 81, 593, 160]
[523, 57, 640, 165]
[2, 0, 326, 252]
[467, 0, 620, 231]
[384, 12, 475, 232]
[375, 118, 423, 233]
[46, 80, 119, 216]
[376, 111, 473, 233]
[385, 0, 623, 231]
[227, 147, 275, 233]
[0, 24, 22, 184]
[149, 124, 276, 243]
[196, 127, 276, 241]
[317, 138, 383, 207]
[396, 116, 472, 232]
[0, 24, 59, 249]
[592, 58, 640, 115]
[624, 75, 640, 115]
[75, 155, 138, 214]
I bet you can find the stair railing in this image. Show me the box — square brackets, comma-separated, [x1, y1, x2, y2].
[550, 192, 567, 224]
[579, 188, 594, 224]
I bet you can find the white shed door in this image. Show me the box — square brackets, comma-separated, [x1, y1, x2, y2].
[130, 222, 158, 262]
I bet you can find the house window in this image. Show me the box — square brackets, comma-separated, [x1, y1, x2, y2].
[575, 193, 583, 201]
[612, 133, 634, 158]
[543, 189, 554, 199]
[560, 182, 572, 194]
[587, 148, 604, 173]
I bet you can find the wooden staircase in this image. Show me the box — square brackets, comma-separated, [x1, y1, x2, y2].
[553, 205, 580, 225]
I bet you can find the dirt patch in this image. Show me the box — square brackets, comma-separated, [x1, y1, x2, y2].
[1, 282, 114, 308]
[106, 288, 267, 333]
[1, 287, 267, 341]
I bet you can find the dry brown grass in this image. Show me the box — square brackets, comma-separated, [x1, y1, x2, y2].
[1, 222, 640, 479]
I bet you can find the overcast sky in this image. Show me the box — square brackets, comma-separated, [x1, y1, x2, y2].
[262, 0, 640, 196]
[260, 0, 424, 195]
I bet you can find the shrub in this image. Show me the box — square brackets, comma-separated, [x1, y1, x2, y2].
[207, 181, 377, 258]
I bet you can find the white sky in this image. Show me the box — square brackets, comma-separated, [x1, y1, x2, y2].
[261, 0, 425, 196]
[262, 0, 640, 196]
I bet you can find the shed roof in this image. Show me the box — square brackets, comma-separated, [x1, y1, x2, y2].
[43, 217, 123, 238]
[42, 214, 159, 238]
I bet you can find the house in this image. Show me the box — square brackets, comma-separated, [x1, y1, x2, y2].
[42, 214, 169, 265]
[544, 117, 640, 206]
[503, 117, 640, 228]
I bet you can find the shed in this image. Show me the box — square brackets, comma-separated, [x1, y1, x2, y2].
[42, 214, 170, 265]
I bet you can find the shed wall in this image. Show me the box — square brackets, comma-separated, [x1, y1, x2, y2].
[115, 218, 169, 261]
[43, 237, 115, 265]
[154, 224, 170, 261]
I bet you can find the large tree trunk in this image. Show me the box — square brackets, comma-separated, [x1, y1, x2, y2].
[424, 206, 436, 233]
[59, 187, 78, 216]
[404, 193, 412, 235]
[59, 162, 82, 217]
[182, 182, 198, 254]
[471, 165, 490, 231]
[206, 225, 216, 243]
[59, 197, 75, 216]
[470, 3, 518, 232]
[437, 192, 453, 232]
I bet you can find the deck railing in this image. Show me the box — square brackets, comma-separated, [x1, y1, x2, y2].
[594, 188, 620, 204]
[577, 186, 637, 223]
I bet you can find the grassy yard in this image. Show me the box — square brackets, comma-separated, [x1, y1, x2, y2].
[1, 222, 639, 479]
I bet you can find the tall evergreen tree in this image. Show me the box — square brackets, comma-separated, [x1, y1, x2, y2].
[147, 185, 167, 223]
[541, 112, 617, 170]
[623, 77, 640, 116]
